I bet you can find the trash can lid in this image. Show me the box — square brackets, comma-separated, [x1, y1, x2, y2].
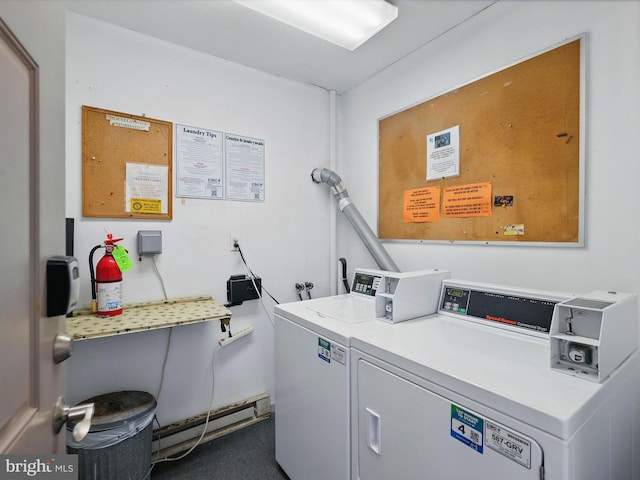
[73, 391, 156, 432]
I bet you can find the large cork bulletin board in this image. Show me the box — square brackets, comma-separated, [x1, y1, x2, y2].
[378, 37, 583, 245]
[82, 106, 173, 219]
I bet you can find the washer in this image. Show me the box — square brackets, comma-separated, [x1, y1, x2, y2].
[350, 280, 640, 480]
[274, 268, 448, 480]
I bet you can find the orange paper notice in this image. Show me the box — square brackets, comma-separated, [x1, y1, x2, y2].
[442, 182, 492, 218]
[403, 187, 441, 223]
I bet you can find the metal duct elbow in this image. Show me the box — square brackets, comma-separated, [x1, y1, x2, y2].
[311, 168, 400, 273]
[311, 168, 350, 209]
[311, 168, 342, 189]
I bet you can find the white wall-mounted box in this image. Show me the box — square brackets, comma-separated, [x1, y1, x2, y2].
[550, 291, 638, 382]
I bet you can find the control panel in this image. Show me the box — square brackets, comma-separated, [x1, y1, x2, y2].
[351, 271, 382, 297]
[439, 281, 568, 337]
[437, 281, 639, 382]
[440, 287, 471, 314]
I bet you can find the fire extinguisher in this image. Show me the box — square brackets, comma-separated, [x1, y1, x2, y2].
[89, 233, 124, 316]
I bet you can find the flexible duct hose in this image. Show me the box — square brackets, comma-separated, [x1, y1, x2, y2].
[339, 258, 350, 293]
[311, 168, 400, 272]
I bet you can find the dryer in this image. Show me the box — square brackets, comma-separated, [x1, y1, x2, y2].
[350, 280, 640, 480]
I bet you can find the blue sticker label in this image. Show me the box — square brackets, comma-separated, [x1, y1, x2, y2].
[318, 337, 331, 363]
[451, 404, 484, 454]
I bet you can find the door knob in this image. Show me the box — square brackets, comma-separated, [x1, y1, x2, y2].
[52, 397, 94, 442]
[53, 333, 73, 364]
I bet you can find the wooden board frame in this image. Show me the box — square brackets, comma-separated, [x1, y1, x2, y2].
[378, 35, 585, 246]
[82, 105, 173, 219]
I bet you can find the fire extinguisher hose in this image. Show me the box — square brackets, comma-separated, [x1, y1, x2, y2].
[89, 244, 102, 313]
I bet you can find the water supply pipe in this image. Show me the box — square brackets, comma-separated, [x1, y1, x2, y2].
[311, 168, 400, 272]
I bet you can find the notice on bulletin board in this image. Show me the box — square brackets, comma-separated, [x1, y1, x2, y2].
[125, 163, 169, 214]
[225, 133, 265, 202]
[175, 124, 224, 199]
[442, 182, 492, 218]
[426, 125, 460, 181]
[403, 187, 441, 223]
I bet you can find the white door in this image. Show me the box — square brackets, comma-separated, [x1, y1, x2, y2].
[0, 17, 66, 454]
[355, 359, 544, 480]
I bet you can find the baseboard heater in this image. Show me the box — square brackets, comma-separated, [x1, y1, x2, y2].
[152, 393, 271, 460]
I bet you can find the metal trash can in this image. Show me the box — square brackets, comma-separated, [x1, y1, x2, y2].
[67, 391, 156, 480]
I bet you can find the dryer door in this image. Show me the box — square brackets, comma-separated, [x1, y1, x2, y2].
[355, 359, 544, 480]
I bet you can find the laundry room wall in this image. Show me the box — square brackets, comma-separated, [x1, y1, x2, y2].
[64, 12, 332, 425]
[338, 1, 640, 298]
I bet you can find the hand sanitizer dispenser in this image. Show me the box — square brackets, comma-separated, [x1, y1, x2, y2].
[46, 256, 80, 317]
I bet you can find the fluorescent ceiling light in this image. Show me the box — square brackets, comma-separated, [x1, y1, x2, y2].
[234, 0, 399, 51]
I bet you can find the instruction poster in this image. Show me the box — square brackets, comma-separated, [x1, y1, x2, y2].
[125, 163, 169, 214]
[176, 124, 224, 199]
[403, 187, 441, 222]
[442, 182, 492, 218]
[225, 133, 265, 202]
[426, 125, 460, 181]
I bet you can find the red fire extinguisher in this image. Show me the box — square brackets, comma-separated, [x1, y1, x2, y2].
[89, 233, 124, 316]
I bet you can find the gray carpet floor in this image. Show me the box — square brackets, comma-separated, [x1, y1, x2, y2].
[151, 415, 289, 479]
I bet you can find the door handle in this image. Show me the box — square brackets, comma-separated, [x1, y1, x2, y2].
[53, 333, 73, 364]
[52, 397, 94, 442]
[366, 408, 381, 455]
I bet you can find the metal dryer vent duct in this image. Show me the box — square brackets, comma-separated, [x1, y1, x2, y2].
[311, 168, 400, 273]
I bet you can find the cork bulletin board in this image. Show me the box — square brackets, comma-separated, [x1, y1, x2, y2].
[378, 36, 584, 245]
[82, 105, 173, 219]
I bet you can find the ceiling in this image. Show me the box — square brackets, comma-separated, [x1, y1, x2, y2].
[65, 0, 497, 94]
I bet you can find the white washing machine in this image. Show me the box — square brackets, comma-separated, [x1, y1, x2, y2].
[350, 280, 640, 480]
[274, 268, 449, 480]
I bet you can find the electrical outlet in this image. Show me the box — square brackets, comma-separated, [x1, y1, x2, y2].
[229, 233, 240, 251]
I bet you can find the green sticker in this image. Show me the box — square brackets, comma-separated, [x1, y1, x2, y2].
[112, 245, 133, 272]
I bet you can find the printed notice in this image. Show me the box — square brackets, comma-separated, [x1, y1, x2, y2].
[317, 337, 346, 366]
[426, 125, 460, 180]
[105, 114, 150, 131]
[450, 404, 483, 454]
[176, 124, 224, 199]
[330, 344, 346, 365]
[504, 224, 525, 236]
[112, 245, 133, 272]
[130, 198, 162, 213]
[485, 420, 532, 468]
[225, 133, 265, 202]
[403, 187, 441, 222]
[318, 337, 331, 363]
[442, 182, 492, 218]
[125, 163, 168, 214]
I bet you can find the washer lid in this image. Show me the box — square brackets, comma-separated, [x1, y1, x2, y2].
[306, 295, 376, 324]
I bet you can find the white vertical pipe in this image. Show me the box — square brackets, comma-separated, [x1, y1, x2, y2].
[329, 89, 338, 295]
